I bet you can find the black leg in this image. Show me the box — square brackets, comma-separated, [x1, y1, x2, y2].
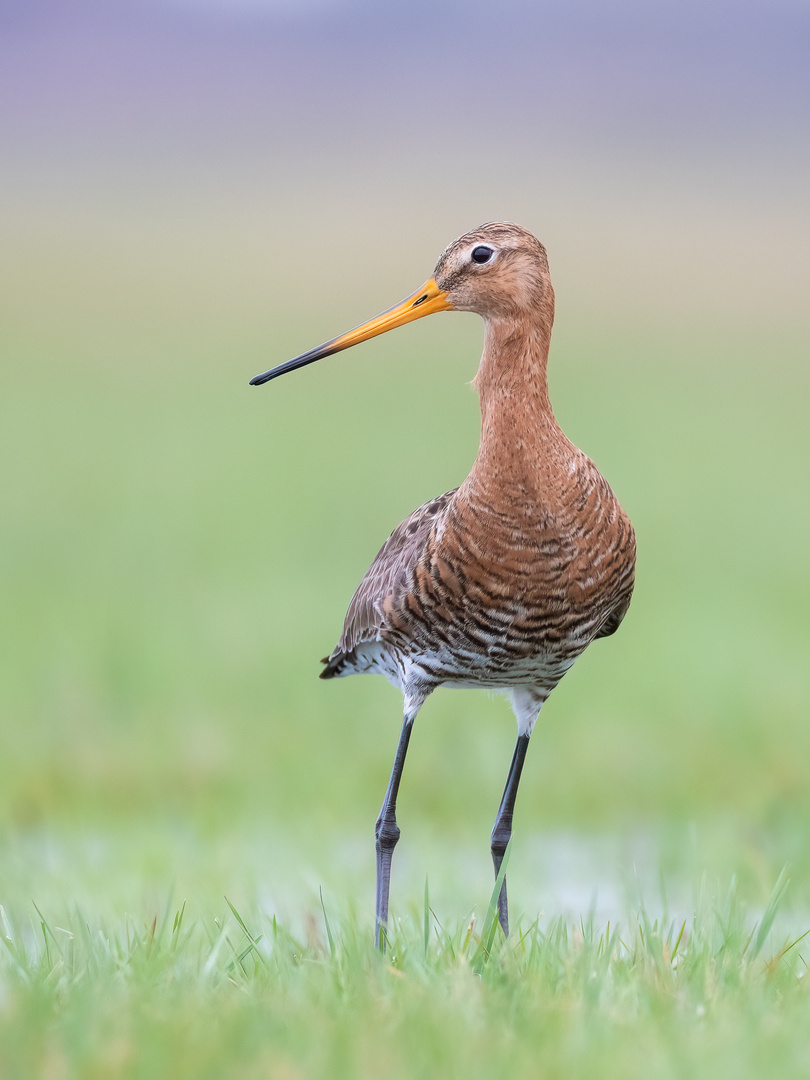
[490, 733, 530, 938]
[375, 714, 415, 949]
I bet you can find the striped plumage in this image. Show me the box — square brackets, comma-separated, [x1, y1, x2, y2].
[251, 222, 636, 946]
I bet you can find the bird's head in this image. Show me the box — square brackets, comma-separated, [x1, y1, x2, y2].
[433, 222, 553, 321]
[250, 222, 552, 386]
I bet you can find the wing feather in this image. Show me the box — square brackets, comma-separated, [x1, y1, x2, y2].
[321, 488, 458, 673]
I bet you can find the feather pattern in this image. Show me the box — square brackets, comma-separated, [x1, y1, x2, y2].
[322, 489, 458, 670]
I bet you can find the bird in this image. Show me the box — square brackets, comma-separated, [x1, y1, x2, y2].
[250, 223, 636, 947]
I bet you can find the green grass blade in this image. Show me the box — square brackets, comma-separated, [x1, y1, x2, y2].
[224, 897, 265, 971]
[472, 838, 512, 975]
[320, 888, 336, 960]
[423, 877, 430, 958]
[750, 867, 790, 960]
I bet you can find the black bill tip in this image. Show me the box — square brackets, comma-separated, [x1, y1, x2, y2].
[249, 338, 343, 387]
[249, 370, 275, 386]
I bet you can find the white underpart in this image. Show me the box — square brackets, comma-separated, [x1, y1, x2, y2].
[343, 639, 567, 736]
[509, 687, 549, 736]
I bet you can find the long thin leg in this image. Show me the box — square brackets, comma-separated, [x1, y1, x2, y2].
[375, 714, 415, 949]
[490, 733, 530, 938]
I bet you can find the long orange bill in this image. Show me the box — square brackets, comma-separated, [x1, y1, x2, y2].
[249, 277, 452, 386]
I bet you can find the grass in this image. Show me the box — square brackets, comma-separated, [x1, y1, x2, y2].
[1, 872, 808, 1079]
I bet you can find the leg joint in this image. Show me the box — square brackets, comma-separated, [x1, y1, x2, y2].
[376, 816, 401, 852]
[490, 817, 513, 860]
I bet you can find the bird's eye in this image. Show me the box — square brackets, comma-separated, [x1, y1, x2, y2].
[471, 245, 494, 264]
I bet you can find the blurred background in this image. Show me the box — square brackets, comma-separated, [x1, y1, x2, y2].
[1, 0, 808, 926]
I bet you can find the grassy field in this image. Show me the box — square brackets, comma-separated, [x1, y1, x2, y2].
[2, 174, 809, 1075]
[1, 873, 808, 1080]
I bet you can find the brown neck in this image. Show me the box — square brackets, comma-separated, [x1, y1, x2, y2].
[470, 315, 567, 488]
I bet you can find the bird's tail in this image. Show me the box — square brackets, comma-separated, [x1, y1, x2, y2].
[319, 652, 349, 679]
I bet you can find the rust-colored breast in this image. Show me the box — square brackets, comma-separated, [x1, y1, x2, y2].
[334, 445, 635, 693]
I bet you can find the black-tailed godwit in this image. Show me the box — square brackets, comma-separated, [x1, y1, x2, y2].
[251, 223, 636, 946]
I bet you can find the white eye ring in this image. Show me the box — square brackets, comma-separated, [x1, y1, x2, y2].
[470, 245, 495, 265]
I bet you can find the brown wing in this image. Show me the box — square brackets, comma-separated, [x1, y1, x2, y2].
[321, 488, 458, 672]
[595, 576, 635, 638]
